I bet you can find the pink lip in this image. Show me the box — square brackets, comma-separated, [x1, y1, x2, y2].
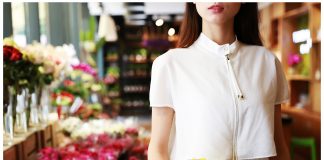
[208, 4, 224, 13]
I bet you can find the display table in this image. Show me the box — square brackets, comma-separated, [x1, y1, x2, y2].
[3, 113, 58, 160]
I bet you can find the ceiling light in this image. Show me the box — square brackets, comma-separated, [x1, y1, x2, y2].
[155, 19, 164, 26]
[168, 28, 175, 36]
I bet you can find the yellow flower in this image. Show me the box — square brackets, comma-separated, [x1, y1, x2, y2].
[3, 37, 18, 47]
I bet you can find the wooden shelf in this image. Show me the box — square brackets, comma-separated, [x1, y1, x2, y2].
[282, 106, 320, 118]
[287, 75, 311, 81]
[256, 3, 321, 158]
[260, 2, 321, 113]
[312, 39, 321, 44]
[119, 106, 151, 116]
[283, 5, 309, 19]
[126, 61, 149, 64]
[3, 120, 57, 160]
[122, 75, 150, 79]
[105, 59, 119, 63]
[121, 105, 149, 109]
[123, 91, 149, 94]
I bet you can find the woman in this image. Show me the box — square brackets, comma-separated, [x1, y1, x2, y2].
[148, 2, 290, 160]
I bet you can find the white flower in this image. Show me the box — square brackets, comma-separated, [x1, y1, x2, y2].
[60, 117, 146, 140]
[59, 117, 83, 133]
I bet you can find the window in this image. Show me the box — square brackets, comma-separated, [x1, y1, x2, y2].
[11, 2, 27, 46]
[39, 2, 48, 44]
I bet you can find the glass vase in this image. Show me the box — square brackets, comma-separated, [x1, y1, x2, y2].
[39, 87, 50, 125]
[14, 111, 28, 135]
[29, 92, 40, 129]
[3, 86, 15, 145]
[14, 94, 28, 135]
[3, 112, 14, 146]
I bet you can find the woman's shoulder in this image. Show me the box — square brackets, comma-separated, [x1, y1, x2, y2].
[240, 43, 277, 61]
[152, 47, 194, 65]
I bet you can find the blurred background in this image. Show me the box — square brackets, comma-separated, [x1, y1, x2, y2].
[3, 2, 321, 160]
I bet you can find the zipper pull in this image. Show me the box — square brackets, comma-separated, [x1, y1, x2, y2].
[225, 54, 230, 60]
[238, 94, 244, 100]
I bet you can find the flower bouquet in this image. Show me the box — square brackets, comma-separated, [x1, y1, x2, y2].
[3, 38, 42, 136]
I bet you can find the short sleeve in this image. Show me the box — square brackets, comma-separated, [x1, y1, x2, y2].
[274, 56, 290, 105]
[149, 53, 174, 108]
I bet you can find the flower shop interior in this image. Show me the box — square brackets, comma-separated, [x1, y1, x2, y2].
[2, 2, 322, 160]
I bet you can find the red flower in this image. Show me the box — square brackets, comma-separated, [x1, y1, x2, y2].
[38, 132, 148, 160]
[129, 156, 139, 160]
[125, 128, 139, 136]
[61, 91, 75, 102]
[97, 134, 111, 145]
[3, 45, 22, 61]
[3, 46, 11, 60]
[38, 147, 59, 160]
[63, 80, 75, 87]
[11, 48, 22, 61]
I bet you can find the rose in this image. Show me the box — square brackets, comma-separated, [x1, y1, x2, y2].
[3, 45, 11, 60]
[10, 48, 22, 61]
[3, 45, 22, 61]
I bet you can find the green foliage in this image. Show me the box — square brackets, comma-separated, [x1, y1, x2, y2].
[106, 66, 120, 78]
[4, 59, 40, 94]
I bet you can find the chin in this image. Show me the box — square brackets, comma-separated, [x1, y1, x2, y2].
[205, 16, 227, 25]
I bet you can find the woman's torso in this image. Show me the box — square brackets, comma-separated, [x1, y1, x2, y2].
[159, 33, 279, 160]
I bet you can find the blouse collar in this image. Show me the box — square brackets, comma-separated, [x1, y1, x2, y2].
[193, 32, 240, 57]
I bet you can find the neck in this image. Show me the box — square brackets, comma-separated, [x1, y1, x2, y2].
[202, 20, 236, 45]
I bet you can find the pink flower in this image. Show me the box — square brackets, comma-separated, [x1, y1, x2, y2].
[38, 147, 59, 160]
[98, 147, 119, 160]
[38, 132, 148, 160]
[72, 63, 97, 77]
[288, 53, 302, 67]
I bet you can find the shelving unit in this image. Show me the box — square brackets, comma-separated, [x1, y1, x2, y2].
[102, 41, 122, 117]
[259, 2, 321, 159]
[119, 25, 150, 115]
[97, 13, 180, 116]
[260, 2, 321, 112]
[119, 24, 172, 115]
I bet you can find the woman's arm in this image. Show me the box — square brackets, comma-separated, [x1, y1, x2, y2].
[148, 107, 174, 160]
[270, 104, 291, 160]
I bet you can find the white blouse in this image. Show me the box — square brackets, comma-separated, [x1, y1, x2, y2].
[149, 33, 290, 160]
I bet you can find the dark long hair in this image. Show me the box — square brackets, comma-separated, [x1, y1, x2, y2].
[177, 3, 263, 48]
